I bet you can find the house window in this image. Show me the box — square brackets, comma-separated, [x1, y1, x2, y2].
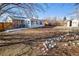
[28, 21, 30, 24]
[40, 21, 42, 25]
[36, 21, 38, 24]
[31, 21, 33, 25]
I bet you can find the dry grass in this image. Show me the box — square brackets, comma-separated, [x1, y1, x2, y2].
[0, 27, 79, 56]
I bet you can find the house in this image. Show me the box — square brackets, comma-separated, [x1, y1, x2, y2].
[24, 18, 44, 28]
[0, 13, 45, 31]
[3, 16, 25, 29]
[10, 16, 25, 28]
[0, 14, 25, 31]
[67, 19, 79, 27]
[4, 14, 44, 28]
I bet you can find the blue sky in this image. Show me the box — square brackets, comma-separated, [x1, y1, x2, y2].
[0, 3, 76, 21]
[38, 3, 75, 19]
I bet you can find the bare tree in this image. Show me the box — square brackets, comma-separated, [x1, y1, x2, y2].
[70, 3, 79, 19]
[0, 3, 47, 18]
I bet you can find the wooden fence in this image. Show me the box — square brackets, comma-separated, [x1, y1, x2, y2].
[0, 22, 12, 31]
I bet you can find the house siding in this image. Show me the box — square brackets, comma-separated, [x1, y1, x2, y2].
[24, 19, 44, 28]
[30, 20, 44, 28]
[12, 19, 24, 28]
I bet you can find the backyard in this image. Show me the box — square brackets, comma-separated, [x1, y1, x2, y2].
[0, 27, 79, 55]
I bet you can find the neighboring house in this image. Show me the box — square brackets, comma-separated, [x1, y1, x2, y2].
[24, 18, 44, 28]
[67, 19, 79, 27]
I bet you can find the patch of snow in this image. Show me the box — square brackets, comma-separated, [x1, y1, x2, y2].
[4, 28, 28, 32]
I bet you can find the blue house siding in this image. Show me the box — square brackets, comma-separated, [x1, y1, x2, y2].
[24, 19, 44, 28]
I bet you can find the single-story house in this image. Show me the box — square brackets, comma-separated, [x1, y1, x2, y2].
[0, 13, 45, 31]
[0, 12, 46, 31]
[67, 19, 79, 27]
[0, 14, 25, 30]
[24, 18, 44, 28]
[4, 14, 44, 28]
[4, 16, 25, 28]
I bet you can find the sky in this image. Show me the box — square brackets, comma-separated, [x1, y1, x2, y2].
[38, 3, 76, 19]
[0, 3, 77, 21]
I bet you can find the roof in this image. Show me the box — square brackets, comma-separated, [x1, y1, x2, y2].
[10, 16, 26, 20]
[0, 13, 26, 22]
[0, 13, 9, 22]
[0, 13, 43, 22]
[30, 18, 43, 22]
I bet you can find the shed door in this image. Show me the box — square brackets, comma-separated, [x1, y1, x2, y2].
[70, 21, 72, 26]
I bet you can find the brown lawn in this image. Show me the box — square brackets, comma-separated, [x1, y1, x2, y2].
[0, 27, 79, 56]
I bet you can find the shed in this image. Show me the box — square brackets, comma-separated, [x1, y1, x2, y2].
[67, 19, 79, 27]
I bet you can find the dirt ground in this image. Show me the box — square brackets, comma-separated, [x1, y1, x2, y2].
[0, 27, 79, 56]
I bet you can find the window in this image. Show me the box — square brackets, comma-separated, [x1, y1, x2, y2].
[36, 21, 38, 24]
[28, 21, 30, 24]
[40, 21, 42, 25]
[31, 21, 34, 25]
